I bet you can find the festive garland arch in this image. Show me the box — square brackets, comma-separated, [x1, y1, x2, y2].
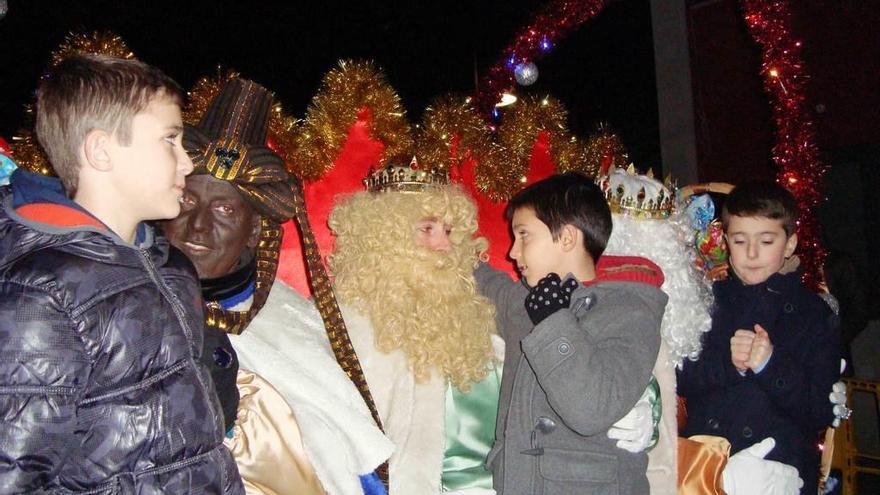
[10, 1, 828, 289]
[474, 0, 827, 289]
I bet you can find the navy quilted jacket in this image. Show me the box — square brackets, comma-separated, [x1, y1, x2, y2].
[0, 171, 243, 494]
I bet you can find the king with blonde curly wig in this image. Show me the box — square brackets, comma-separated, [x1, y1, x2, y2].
[328, 184, 497, 391]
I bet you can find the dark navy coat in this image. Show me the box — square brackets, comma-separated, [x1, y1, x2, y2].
[678, 269, 840, 494]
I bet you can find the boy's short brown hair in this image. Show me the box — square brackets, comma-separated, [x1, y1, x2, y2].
[722, 180, 800, 236]
[35, 53, 184, 194]
[505, 172, 612, 261]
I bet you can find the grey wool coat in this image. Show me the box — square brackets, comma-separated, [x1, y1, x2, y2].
[475, 263, 667, 495]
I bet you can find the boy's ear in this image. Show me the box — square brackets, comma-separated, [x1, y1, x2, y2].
[558, 224, 580, 252]
[82, 129, 113, 172]
[784, 232, 798, 258]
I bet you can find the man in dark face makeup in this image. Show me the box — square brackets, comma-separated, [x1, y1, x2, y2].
[167, 174, 260, 298]
[164, 77, 392, 495]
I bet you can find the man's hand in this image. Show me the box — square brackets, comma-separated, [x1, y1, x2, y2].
[746, 324, 774, 372]
[730, 330, 755, 372]
[722, 437, 803, 495]
[524, 273, 579, 325]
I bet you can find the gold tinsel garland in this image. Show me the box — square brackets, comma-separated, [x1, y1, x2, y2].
[10, 42, 630, 200]
[584, 123, 629, 173]
[49, 31, 134, 68]
[412, 94, 629, 202]
[11, 31, 135, 176]
[414, 95, 494, 173]
[482, 95, 585, 200]
[293, 59, 412, 180]
[10, 129, 51, 176]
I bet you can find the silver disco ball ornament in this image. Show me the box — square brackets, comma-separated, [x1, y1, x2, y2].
[514, 61, 539, 86]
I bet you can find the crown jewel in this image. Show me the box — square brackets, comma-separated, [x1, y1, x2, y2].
[597, 164, 675, 219]
[364, 156, 449, 193]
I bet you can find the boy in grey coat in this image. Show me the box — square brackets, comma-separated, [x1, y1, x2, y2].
[476, 172, 667, 495]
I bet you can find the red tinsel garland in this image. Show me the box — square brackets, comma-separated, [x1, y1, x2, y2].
[740, 0, 828, 290]
[473, 0, 606, 117]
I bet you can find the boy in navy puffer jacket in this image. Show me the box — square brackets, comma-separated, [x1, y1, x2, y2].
[0, 54, 243, 493]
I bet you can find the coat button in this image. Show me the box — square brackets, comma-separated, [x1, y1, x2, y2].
[742, 426, 753, 438]
[775, 377, 786, 389]
[535, 416, 557, 434]
[707, 418, 720, 430]
[783, 303, 795, 313]
[213, 347, 233, 369]
[557, 342, 571, 355]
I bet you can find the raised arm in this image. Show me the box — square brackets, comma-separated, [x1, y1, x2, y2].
[521, 288, 664, 436]
[676, 320, 748, 398]
[474, 262, 528, 341]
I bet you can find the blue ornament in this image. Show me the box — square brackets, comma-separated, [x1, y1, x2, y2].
[684, 194, 715, 232]
[514, 62, 539, 86]
[0, 154, 17, 186]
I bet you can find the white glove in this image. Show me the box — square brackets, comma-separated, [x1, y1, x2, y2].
[607, 395, 653, 453]
[722, 437, 803, 495]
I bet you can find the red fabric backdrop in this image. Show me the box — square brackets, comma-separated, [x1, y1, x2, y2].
[277, 114, 559, 296]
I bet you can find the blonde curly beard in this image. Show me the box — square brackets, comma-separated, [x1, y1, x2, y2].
[328, 185, 496, 390]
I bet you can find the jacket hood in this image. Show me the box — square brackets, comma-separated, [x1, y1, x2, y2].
[1, 170, 162, 270]
[592, 255, 665, 288]
[580, 255, 669, 317]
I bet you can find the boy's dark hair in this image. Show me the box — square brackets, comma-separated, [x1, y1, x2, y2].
[722, 180, 800, 236]
[505, 172, 612, 261]
[35, 53, 184, 195]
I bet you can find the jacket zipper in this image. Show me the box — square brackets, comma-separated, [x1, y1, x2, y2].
[137, 249, 225, 438]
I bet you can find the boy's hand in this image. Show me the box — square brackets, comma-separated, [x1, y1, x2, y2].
[730, 330, 755, 372]
[524, 273, 579, 325]
[746, 324, 773, 372]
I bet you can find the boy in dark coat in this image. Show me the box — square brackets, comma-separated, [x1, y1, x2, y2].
[0, 54, 243, 493]
[678, 181, 840, 494]
[476, 172, 667, 495]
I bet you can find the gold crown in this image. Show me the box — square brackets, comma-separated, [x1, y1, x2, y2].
[597, 164, 675, 219]
[364, 156, 449, 193]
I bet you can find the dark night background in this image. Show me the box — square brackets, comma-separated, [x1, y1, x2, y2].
[0, 0, 661, 167]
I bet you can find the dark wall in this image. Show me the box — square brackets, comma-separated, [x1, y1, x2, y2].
[686, 0, 880, 318]
[687, 0, 774, 183]
[686, 0, 880, 182]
